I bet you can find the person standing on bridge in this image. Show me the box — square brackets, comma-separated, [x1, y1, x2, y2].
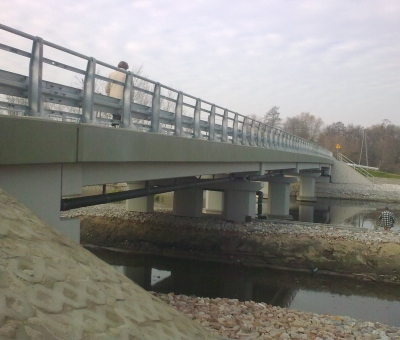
[105, 61, 129, 99]
[379, 206, 396, 231]
[105, 61, 129, 126]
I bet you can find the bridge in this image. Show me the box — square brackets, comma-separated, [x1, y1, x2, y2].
[0, 24, 368, 243]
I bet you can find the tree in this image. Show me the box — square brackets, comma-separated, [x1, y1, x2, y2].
[282, 112, 323, 142]
[262, 106, 281, 127]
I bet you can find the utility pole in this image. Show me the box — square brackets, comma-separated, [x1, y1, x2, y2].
[359, 129, 368, 166]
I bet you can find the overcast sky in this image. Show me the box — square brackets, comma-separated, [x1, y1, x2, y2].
[1, 0, 399, 127]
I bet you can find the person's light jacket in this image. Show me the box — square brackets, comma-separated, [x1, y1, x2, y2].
[105, 69, 127, 99]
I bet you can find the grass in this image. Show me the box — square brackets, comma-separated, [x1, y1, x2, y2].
[368, 170, 400, 179]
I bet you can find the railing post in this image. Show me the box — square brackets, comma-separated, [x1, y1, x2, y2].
[208, 104, 216, 141]
[28, 37, 44, 117]
[249, 120, 255, 146]
[282, 132, 287, 150]
[82, 58, 96, 124]
[174, 91, 183, 136]
[120, 72, 133, 129]
[257, 123, 263, 147]
[151, 83, 161, 132]
[193, 98, 201, 138]
[233, 113, 238, 144]
[222, 109, 228, 142]
[263, 126, 269, 148]
[242, 118, 248, 145]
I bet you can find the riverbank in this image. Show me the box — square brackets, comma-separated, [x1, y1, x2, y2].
[61, 181, 400, 339]
[64, 204, 400, 283]
[291, 179, 400, 203]
[151, 292, 400, 339]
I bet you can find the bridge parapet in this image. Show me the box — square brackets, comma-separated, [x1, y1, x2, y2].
[0, 23, 332, 159]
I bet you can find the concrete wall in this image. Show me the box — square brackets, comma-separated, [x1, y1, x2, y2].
[330, 159, 372, 184]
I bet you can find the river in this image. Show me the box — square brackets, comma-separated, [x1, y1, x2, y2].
[89, 247, 400, 327]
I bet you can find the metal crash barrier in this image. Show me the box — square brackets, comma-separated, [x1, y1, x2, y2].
[0, 23, 332, 158]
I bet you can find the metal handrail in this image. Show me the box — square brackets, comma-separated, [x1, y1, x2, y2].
[0, 23, 333, 159]
[338, 153, 374, 182]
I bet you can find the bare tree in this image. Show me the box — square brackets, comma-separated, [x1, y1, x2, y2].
[283, 112, 323, 142]
[262, 106, 281, 127]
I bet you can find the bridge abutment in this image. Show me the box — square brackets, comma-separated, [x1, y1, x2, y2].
[0, 164, 81, 242]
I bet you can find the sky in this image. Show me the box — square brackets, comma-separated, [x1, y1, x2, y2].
[1, 0, 399, 127]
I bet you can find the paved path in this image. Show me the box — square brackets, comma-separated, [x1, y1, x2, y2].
[0, 188, 221, 340]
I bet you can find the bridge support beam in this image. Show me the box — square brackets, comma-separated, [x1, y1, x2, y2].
[173, 187, 204, 218]
[126, 181, 154, 212]
[266, 176, 297, 219]
[297, 173, 320, 202]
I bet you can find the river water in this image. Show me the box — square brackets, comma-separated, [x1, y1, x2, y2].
[158, 194, 400, 230]
[90, 197, 400, 327]
[90, 247, 400, 327]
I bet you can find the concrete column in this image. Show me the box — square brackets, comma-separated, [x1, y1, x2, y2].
[260, 182, 269, 199]
[173, 187, 203, 218]
[297, 173, 320, 202]
[223, 181, 263, 222]
[0, 164, 81, 242]
[204, 190, 223, 213]
[126, 181, 154, 212]
[266, 177, 297, 219]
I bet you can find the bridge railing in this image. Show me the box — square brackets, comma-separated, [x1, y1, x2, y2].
[0, 23, 332, 158]
[338, 153, 374, 182]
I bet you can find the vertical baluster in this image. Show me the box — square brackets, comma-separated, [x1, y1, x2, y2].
[281, 131, 286, 150]
[82, 58, 96, 123]
[222, 109, 228, 142]
[174, 92, 183, 136]
[257, 123, 263, 147]
[264, 126, 270, 148]
[120, 72, 133, 129]
[269, 129, 274, 148]
[208, 104, 216, 141]
[28, 37, 44, 117]
[193, 99, 201, 138]
[249, 120, 255, 146]
[242, 118, 248, 145]
[151, 83, 160, 132]
[233, 113, 238, 144]
[276, 130, 281, 149]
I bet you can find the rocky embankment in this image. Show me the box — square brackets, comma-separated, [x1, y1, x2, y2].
[292, 179, 400, 203]
[152, 293, 400, 340]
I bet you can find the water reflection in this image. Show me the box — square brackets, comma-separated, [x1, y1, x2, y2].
[90, 247, 400, 327]
[155, 194, 400, 230]
[265, 198, 400, 230]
